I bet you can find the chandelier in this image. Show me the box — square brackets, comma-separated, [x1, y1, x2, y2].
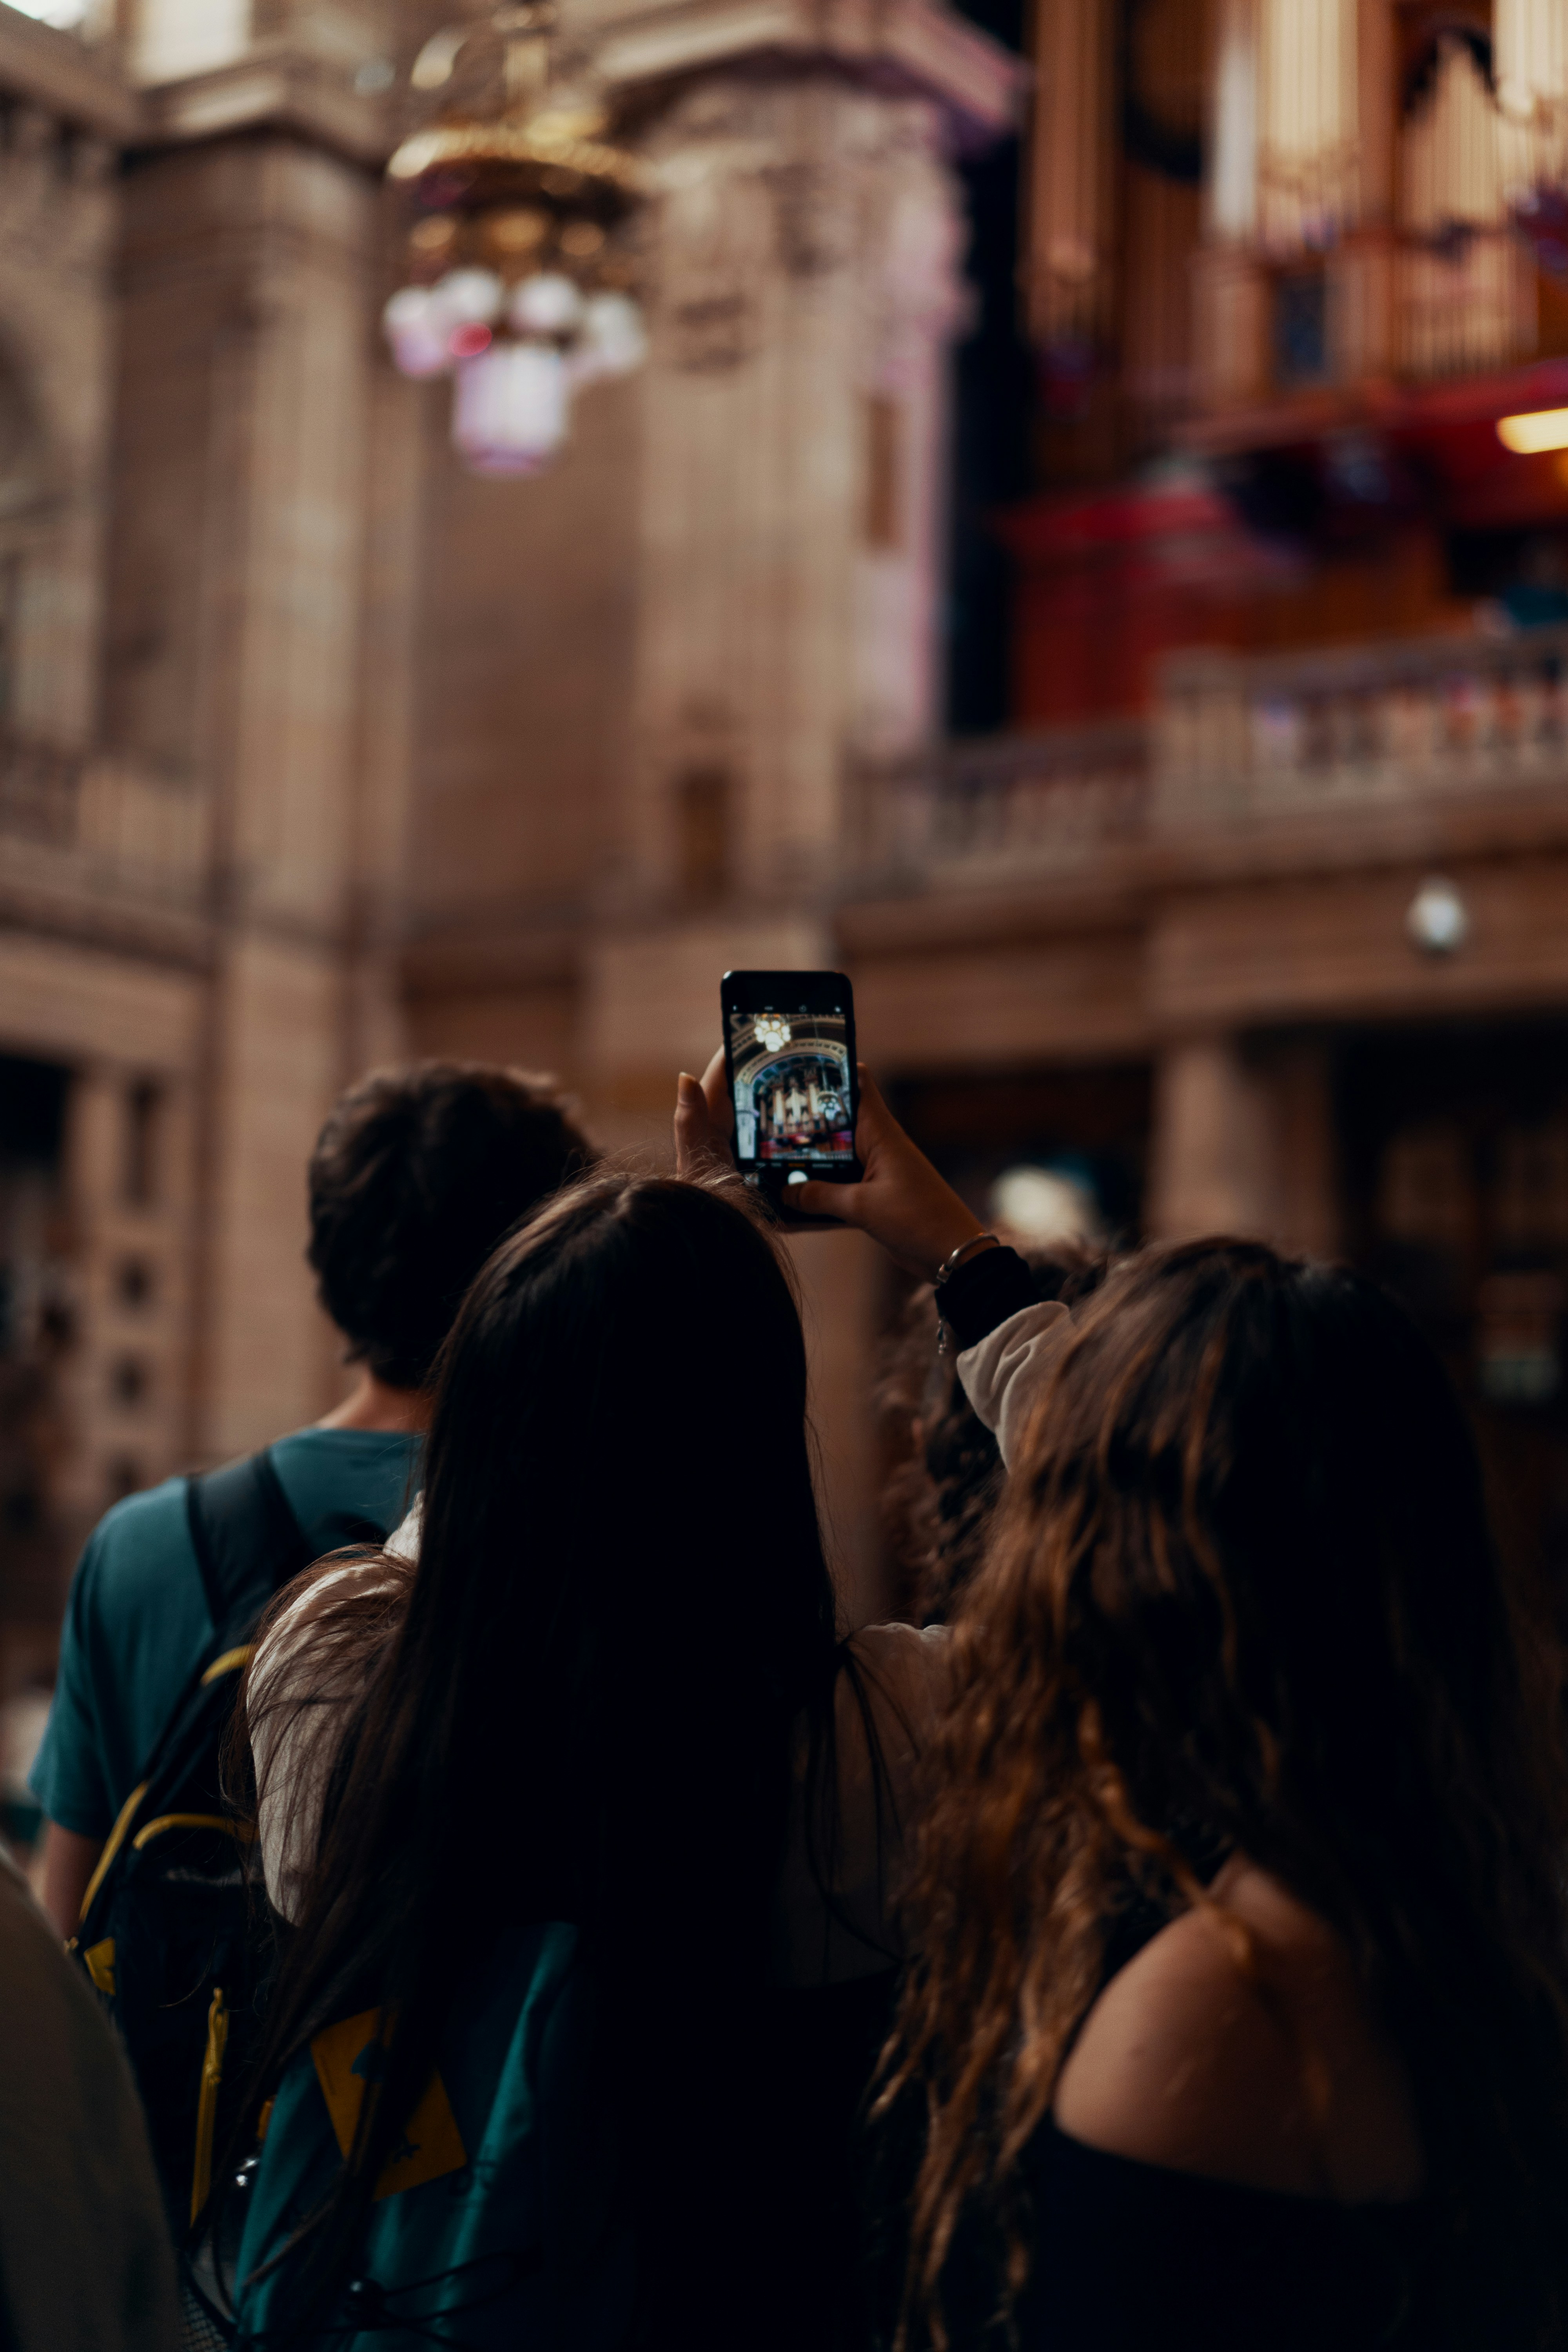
[754, 1016, 792, 1052]
[383, 6, 648, 477]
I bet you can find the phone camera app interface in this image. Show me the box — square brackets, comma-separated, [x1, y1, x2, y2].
[728, 1005, 853, 1168]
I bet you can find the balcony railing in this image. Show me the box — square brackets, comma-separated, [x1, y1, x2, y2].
[76, 757, 209, 892]
[846, 626, 1568, 896]
[0, 732, 79, 847]
[850, 718, 1149, 888]
[0, 738, 209, 898]
[1157, 627, 1568, 825]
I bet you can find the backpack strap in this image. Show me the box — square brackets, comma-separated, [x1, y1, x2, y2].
[74, 1456, 318, 1940]
[185, 1449, 314, 1653]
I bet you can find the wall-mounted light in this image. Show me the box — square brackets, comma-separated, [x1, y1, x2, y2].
[1497, 407, 1568, 452]
[1406, 875, 1471, 956]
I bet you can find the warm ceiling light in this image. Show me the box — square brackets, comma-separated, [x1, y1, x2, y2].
[1497, 408, 1568, 453]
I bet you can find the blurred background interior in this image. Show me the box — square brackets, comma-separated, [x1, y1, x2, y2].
[5, 0, 1568, 1845]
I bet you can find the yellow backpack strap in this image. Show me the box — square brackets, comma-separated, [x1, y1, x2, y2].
[76, 1779, 151, 1929]
[190, 1986, 229, 2226]
[200, 1645, 254, 1686]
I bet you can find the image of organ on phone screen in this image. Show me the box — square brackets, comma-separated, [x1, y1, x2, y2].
[727, 1007, 855, 1167]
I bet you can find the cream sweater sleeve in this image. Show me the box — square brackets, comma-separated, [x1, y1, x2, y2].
[955, 1297, 1073, 1471]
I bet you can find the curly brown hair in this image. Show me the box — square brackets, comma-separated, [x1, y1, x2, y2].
[880, 1238, 1568, 2350]
[877, 1241, 1109, 1622]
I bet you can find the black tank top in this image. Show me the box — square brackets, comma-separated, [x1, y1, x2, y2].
[989, 2123, 1434, 2350]
[941, 1859, 1436, 2351]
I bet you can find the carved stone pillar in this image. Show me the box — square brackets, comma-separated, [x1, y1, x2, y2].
[583, 0, 1016, 1124]
[579, 0, 1016, 1613]
[1148, 1035, 1278, 1241]
[109, 119, 405, 1456]
[1148, 1033, 1339, 1255]
[614, 74, 969, 917]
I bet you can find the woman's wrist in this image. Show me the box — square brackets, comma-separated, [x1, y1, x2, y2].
[914, 1197, 987, 1278]
[933, 1231, 1001, 1286]
[937, 1244, 1041, 1351]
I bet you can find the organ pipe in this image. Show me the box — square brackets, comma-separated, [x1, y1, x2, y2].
[1496, 0, 1568, 197]
[1256, 0, 1361, 251]
[1402, 36, 1524, 376]
[1208, 0, 1259, 243]
[1025, 0, 1117, 344]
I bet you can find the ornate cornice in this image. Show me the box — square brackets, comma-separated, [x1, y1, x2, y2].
[594, 0, 1022, 148]
[0, 7, 137, 142]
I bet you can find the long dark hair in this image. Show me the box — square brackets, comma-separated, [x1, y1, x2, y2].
[882, 1239, 1568, 2348]
[230, 1171, 849, 2330]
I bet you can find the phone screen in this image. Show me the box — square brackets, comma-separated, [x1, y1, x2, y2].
[721, 970, 859, 1210]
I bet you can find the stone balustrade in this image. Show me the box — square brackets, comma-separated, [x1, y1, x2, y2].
[850, 717, 1149, 888]
[849, 627, 1568, 892]
[76, 756, 209, 893]
[1156, 628, 1568, 826]
[0, 739, 209, 899]
[0, 731, 80, 848]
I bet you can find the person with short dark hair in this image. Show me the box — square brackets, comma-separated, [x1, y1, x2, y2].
[32, 1062, 592, 1938]
[305, 1064, 593, 1391]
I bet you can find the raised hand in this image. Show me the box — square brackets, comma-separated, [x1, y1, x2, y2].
[795, 1065, 987, 1281]
[673, 1049, 735, 1179]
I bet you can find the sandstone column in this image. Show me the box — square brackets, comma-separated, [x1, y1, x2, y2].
[1147, 1034, 1278, 1240]
[105, 45, 413, 1459]
[581, 0, 1017, 1613]
[1148, 1033, 1340, 1254]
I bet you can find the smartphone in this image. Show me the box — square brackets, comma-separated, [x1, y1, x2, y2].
[720, 970, 861, 1221]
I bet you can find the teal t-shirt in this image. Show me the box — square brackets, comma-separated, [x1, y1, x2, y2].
[30, 1428, 422, 1841]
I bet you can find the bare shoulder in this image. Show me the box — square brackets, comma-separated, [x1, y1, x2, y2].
[846, 1621, 951, 1740]
[1053, 1860, 1424, 2202]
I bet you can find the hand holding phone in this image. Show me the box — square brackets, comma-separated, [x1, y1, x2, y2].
[674, 974, 987, 1279]
[719, 971, 862, 1222]
[793, 1066, 986, 1279]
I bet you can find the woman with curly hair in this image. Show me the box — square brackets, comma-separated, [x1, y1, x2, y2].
[858, 1238, 1568, 2352]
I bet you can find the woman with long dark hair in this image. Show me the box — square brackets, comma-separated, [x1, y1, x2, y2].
[868, 1238, 1568, 2351]
[215, 1161, 957, 2349]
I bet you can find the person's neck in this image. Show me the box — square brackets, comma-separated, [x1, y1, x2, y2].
[316, 1367, 431, 1435]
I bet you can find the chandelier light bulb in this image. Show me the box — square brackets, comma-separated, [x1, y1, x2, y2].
[508, 272, 585, 336]
[572, 292, 648, 383]
[382, 287, 451, 379]
[452, 342, 570, 476]
[437, 268, 505, 327]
